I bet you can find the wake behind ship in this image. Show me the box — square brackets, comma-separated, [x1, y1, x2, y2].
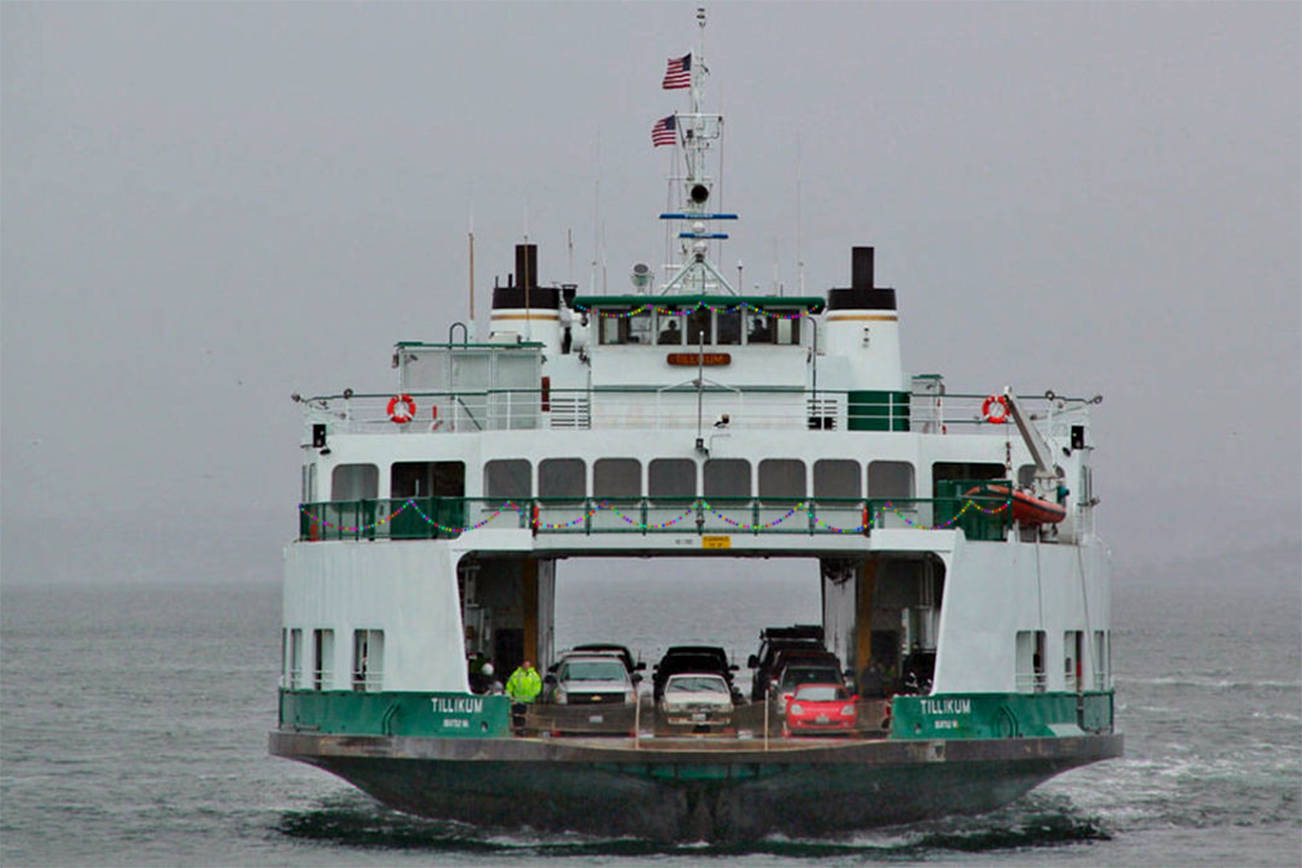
[269, 9, 1121, 841]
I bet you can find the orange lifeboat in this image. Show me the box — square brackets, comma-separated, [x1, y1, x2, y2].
[966, 484, 1067, 525]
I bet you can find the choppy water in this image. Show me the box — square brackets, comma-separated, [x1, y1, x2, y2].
[2, 549, 1299, 865]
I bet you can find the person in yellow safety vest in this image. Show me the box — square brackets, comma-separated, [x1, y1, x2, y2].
[506, 660, 542, 704]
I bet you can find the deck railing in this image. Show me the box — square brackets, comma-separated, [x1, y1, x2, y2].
[298, 493, 1013, 542]
[298, 387, 1094, 437]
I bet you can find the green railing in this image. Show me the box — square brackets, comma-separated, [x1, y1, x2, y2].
[298, 493, 1013, 541]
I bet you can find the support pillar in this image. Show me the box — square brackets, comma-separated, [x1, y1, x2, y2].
[820, 558, 860, 684]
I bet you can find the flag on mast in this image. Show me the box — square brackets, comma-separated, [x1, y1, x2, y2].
[662, 53, 691, 89]
[651, 115, 678, 147]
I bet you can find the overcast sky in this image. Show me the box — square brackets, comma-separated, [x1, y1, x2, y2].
[2, 2, 1298, 586]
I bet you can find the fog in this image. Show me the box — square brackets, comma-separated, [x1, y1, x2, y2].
[2, 3, 1298, 587]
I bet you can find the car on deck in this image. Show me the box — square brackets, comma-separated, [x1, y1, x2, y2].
[652, 646, 741, 702]
[783, 682, 859, 736]
[543, 653, 639, 706]
[571, 642, 646, 676]
[657, 673, 735, 733]
[771, 655, 848, 715]
[747, 625, 826, 701]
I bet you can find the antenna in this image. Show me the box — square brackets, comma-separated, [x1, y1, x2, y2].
[796, 134, 805, 293]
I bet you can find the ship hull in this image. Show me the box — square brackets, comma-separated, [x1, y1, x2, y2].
[269, 730, 1122, 841]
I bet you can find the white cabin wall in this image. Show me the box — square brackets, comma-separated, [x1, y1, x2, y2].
[932, 537, 1110, 694]
[283, 541, 467, 692]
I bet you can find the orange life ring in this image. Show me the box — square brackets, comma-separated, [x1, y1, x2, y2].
[387, 394, 417, 424]
[981, 394, 1009, 424]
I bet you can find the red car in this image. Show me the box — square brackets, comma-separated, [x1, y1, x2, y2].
[783, 682, 858, 736]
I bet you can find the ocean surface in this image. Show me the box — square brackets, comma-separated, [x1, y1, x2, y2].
[2, 548, 1299, 866]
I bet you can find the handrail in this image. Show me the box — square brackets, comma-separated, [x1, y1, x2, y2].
[297, 493, 1013, 542]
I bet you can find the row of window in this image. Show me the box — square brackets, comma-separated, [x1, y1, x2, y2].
[282, 628, 384, 692]
[323, 458, 917, 502]
[597, 308, 804, 347]
[1014, 629, 1110, 693]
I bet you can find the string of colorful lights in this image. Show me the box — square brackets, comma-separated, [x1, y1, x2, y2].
[299, 497, 1012, 536]
[572, 301, 815, 320]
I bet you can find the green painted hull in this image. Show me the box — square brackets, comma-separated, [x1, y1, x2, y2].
[271, 686, 1121, 841]
[270, 730, 1121, 840]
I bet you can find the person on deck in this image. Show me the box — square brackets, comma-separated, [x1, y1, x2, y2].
[505, 660, 542, 732]
[658, 319, 681, 344]
[506, 660, 542, 703]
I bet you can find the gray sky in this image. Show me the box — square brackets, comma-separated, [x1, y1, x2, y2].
[3, 2, 1298, 586]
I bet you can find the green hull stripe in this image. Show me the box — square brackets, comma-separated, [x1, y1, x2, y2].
[280, 690, 512, 738]
[279, 690, 1112, 743]
[891, 692, 1115, 739]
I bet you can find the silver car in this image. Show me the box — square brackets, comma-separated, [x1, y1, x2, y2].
[658, 673, 735, 732]
[545, 653, 638, 706]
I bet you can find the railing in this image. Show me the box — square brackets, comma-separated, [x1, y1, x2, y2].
[298, 387, 1094, 436]
[298, 493, 1013, 542]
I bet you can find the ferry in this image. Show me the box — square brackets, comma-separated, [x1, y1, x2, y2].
[269, 10, 1121, 841]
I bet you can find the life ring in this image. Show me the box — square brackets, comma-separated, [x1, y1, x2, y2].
[387, 394, 417, 424]
[981, 394, 1009, 424]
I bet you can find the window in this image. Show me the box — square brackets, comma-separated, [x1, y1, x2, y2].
[703, 459, 751, 499]
[686, 307, 712, 344]
[868, 461, 915, 500]
[289, 628, 304, 690]
[1015, 630, 1046, 693]
[539, 458, 585, 501]
[775, 314, 801, 345]
[657, 310, 684, 345]
[352, 629, 384, 692]
[483, 459, 531, 501]
[628, 309, 652, 345]
[301, 464, 318, 503]
[331, 464, 378, 501]
[391, 461, 465, 498]
[717, 308, 742, 345]
[599, 310, 627, 345]
[313, 629, 335, 690]
[814, 459, 861, 499]
[594, 458, 641, 500]
[758, 459, 805, 503]
[746, 313, 775, 345]
[1093, 630, 1110, 690]
[648, 458, 695, 500]
[1064, 630, 1083, 693]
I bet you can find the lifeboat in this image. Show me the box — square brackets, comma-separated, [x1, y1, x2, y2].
[966, 484, 1067, 525]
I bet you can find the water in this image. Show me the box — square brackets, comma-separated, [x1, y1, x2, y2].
[2, 550, 1299, 866]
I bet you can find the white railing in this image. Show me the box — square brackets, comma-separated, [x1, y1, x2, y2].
[297, 389, 1093, 437]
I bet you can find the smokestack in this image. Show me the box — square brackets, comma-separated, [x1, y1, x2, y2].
[851, 246, 874, 289]
[515, 244, 538, 289]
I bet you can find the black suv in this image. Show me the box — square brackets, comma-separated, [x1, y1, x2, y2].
[652, 646, 741, 702]
[571, 643, 646, 676]
[747, 625, 826, 701]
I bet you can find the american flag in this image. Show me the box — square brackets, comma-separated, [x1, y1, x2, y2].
[651, 115, 678, 147]
[662, 53, 691, 89]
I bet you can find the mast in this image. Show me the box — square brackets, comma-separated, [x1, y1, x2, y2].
[659, 6, 737, 296]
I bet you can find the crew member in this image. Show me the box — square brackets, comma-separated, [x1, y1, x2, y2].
[658, 318, 681, 344]
[506, 660, 542, 731]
